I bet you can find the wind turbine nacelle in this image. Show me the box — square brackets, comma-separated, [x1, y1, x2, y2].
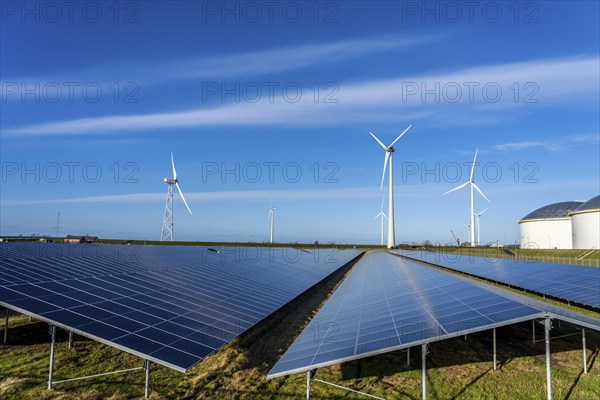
[164, 178, 177, 184]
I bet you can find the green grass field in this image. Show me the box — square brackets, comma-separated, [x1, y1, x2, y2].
[1, 257, 599, 400]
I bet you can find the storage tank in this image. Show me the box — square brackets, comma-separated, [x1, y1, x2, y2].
[570, 195, 600, 249]
[518, 201, 583, 249]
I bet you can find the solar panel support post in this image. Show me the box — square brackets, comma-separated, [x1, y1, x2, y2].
[3, 308, 8, 344]
[144, 360, 150, 398]
[48, 325, 56, 390]
[407, 347, 410, 366]
[421, 344, 427, 400]
[532, 320, 536, 345]
[68, 331, 73, 349]
[544, 318, 552, 400]
[306, 370, 310, 399]
[493, 328, 497, 371]
[582, 329, 587, 374]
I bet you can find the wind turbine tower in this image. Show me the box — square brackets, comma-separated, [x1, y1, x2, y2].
[370, 124, 412, 249]
[374, 198, 388, 246]
[269, 206, 275, 244]
[444, 149, 490, 247]
[475, 208, 488, 246]
[161, 153, 193, 241]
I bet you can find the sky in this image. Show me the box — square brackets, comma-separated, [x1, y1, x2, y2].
[1, 0, 599, 245]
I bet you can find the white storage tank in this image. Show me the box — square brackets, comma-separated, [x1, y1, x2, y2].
[518, 201, 583, 249]
[570, 195, 600, 249]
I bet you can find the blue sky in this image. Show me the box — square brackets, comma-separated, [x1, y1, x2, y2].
[1, 1, 598, 245]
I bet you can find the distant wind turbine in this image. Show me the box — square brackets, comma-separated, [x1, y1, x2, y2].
[370, 124, 413, 248]
[444, 149, 491, 247]
[374, 198, 388, 246]
[161, 153, 192, 242]
[268, 203, 275, 244]
[475, 208, 488, 246]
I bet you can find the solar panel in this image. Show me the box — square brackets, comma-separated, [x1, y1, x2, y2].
[0, 242, 361, 372]
[397, 250, 600, 309]
[268, 251, 544, 378]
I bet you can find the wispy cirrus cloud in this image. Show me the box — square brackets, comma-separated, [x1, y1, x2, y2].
[2, 55, 598, 136]
[0, 34, 437, 95]
[493, 133, 600, 151]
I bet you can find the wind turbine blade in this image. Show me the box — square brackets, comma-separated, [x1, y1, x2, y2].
[443, 181, 469, 195]
[479, 208, 488, 216]
[388, 124, 412, 148]
[472, 183, 491, 203]
[370, 132, 388, 150]
[469, 149, 478, 182]
[374, 212, 382, 220]
[382, 212, 388, 220]
[175, 182, 193, 215]
[380, 198, 385, 211]
[171, 152, 177, 180]
[380, 152, 390, 190]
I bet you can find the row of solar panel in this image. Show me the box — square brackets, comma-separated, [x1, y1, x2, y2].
[0, 243, 361, 371]
[268, 251, 544, 378]
[397, 250, 600, 308]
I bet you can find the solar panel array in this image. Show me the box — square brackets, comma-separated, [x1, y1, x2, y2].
[268, 251, 544, 378]
[398, 250, 600, 309]
[0, 242, 361, 372]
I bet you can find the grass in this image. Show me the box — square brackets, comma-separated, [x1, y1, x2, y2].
[2, 257, 599, 399]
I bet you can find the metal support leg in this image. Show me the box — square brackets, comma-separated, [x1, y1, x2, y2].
[544, 318, 552, 400]
[407, 347, 410, 366]
[68, 331, 73, 349]
[422, 344, 427, 400]
[144, 360, 150, 398]
[493, 328, 497, 371]
[3, 309, 8, 344]
[582, 329, 587, 374]
[306, 370, 311, 399]
[48, 325, 56, 390]
[532, 320, 536, 345]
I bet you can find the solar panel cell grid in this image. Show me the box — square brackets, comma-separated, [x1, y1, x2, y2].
[0, 242, 361, 372]
[398, 250, 600, 308]
[268, 251, 544, 378]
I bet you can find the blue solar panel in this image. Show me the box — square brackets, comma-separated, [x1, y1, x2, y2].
[268, 251, 544, 378]
[0, 242, 361, 372]
[398, 250, 600, 309]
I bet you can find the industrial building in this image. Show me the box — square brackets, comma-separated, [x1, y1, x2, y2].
[519, 196, 599, 249]
[519, 201, 583, 249]
[570, 195, 600, 249]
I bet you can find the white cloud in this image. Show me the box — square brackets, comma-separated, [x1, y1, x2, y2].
[2, 55, 598, 136]
[494, 133, 600, 151]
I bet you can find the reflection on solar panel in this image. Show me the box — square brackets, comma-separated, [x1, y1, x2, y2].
[0, 243, 361, 372]
[397, 250, 600, 309]
[268, 251, 544, 378]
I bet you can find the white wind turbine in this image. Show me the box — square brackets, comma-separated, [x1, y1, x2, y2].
[463, 223, 471, 246]
[475, 208, 488, 246]
[161, 153, 192, 241]
[444, 149, 491, 247]
[373, 198, 388, 246]
[370, 124, 413, 249]
[268, 203, 275, 244]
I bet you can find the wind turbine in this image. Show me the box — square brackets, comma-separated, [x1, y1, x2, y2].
[161, 153, 192, 241]
[370, 124, 412, 249]
[475, 208, 488, 246]
[374, 198, 388, 246]
[444, 149, 490, 247]
[463, 223, 471, 246]
[268, 204, 275, 244]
